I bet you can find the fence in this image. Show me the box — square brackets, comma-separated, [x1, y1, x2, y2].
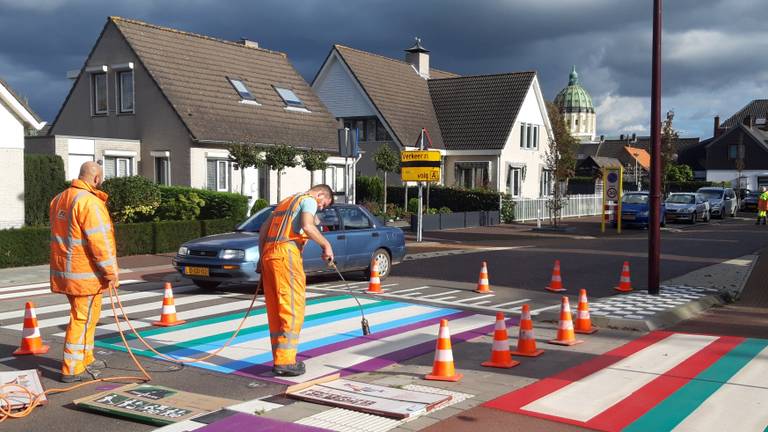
[512, 194, 602, 222]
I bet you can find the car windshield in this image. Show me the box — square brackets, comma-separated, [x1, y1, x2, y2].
[623, 194, 649, 205]
[235, 207, 274, 232]
[667, 194, 695, 204]
[698, 190, 723, 200]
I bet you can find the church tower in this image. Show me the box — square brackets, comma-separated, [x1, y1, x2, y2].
[554, 66, 596, 142]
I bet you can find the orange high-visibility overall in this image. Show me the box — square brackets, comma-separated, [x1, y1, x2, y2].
[50, 179, 118, 377]
[260, 193, 313, 366]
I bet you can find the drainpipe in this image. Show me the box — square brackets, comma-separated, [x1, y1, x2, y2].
[497, 155, 502, 210]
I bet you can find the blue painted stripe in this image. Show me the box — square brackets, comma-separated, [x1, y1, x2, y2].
[624, 338, 768, 432]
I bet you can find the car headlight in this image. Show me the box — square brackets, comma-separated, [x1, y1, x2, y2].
[220, 249, 245, 260]
[178, 246, 189, 256]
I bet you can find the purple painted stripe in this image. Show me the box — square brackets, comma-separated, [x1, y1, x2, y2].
[235, 313, 515, 385]
[196, 412, 331, 432]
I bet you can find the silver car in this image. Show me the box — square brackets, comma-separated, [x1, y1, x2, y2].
[696, 187, 737, 218]
[665, 193, 710, 224]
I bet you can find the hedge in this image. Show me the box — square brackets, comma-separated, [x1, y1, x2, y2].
[159, 186, 248, 221]
[0, 218, 239, 268]
[24, 155, 66, 226]
[356, 176, 384, 204]
[386, 186, 501, 211]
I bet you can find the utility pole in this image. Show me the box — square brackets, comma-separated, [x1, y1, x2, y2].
[648, 0, 663, 295]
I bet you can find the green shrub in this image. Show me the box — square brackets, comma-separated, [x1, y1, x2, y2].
[408, 198, 419, 214]
[153, 220, 202, 253]
[501, 196, 515, 223]
[24, 154, 66, 226]
[356, 176, 384, 204]
[155, 192, 205, 221]
[102, 176, 161, 223]
[159, 186, 247, 221]
[0, 227, 50, 268]
[250, 199, 269, 216]
[202, 219, 239, 236]
[361, 201, 382, 217]
[388, 186, 500, 211]
[115, 223, 154, 256]
[426, 208, 438, 215]
[438, 206, 452, 214]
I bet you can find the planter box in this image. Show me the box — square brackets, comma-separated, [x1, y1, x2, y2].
[410, 213, 441, 232]
[481, 211, 500, 226]
[440, 213, 465, 229]
[465, 211, 481, 228]
[410, 210, 501, 232]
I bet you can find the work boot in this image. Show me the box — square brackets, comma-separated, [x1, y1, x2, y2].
[272, 361, 306, 377]
[87, 359, 107, 371]
[60, 372, 94, 383]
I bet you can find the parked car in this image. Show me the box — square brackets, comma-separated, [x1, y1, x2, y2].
[172, 204, 407, 289]
[620, 192, 665, 228]
[741, 191, 760, 212]
[665, 193, 710, 224]
[696, 187, 737, 218]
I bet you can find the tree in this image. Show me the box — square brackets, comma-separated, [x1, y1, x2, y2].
[227, 143, 264, 196]
[544, 101, 579, 227]
[264, 144, 299, 201]
[373, 144, 400, 209]
[301, 148, 329, 187]
[661, 110, 680, 194]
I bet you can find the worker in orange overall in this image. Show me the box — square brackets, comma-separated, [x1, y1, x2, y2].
[49, 161, 118, 382]
[258, 184, 335, 376]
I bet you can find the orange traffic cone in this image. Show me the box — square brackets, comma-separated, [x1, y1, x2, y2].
[615, 261, 633, 292]
[481, 312, 519, 369]
[512, 304, 544, 357]
[425, 319, 463, 382]
[546, 260, 566, 292]
[475, 261, 493, 293]
[152, 282, 186, 327]
[574, 289, 598, 334]
[367, 258, 382, 294]
[548, 296, 583, 346]
[13, 302, 50, 355]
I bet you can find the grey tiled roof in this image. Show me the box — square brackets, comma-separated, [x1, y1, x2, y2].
[333, 45, 455, 149]
[721, 100, 768, 129]
[112, 17, 339, 151]
[428, 72, 536, 150]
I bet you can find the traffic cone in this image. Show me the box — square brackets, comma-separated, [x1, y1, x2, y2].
[512, 304, 544, 357]
[481, 312, 519, 369]
[615, 261, 633, 292]
[425, 319, 463, 382]
[546, 260, 566, 292]
[367, 258, 382, 294]
[548, 296, 583, 346]
[475, 261, 493, 293]
[13, 302, 50, 355]
[152, 282, 187, 327]
[574, 289, 598, 334]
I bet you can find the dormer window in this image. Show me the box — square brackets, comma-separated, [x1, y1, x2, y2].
[228, 77, 259, 104]
[274, 86, 309, 112]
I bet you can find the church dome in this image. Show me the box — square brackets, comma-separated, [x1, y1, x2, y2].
[554, 66, 594, 114]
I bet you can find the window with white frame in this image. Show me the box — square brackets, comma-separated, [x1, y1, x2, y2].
[540, 169, 553, 197]
[324, 165, 345, 193]
[103, 157, 133, 179]
[455, 162, 490, 190]
[519, 123, 539, 149]
[118, 70, 134, 113]
[92, 73, 108, 115]
[507, 166, 523, 197]
[206, 159, 229, 191]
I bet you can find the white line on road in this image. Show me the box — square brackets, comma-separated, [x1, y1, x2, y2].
[491, 299, 531, 308]
[470, 301, 492, 306]
[429, 296, 457, 301]
[420, 290, 461, 298]
[0, 280, 144, 300]
[455, 294, 495, 303]
[530, 305, 561, 314]
[388, 286, 430, 294]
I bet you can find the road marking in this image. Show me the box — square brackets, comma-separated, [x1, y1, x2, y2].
[429, 296, 457, 301]
[455, 294, 495, 303]
[421, 290, 461, 298]
[492, 299, 531, 308]
[530, 305, 561, 314]
[0, 279, 144, 300]
[388, 286, 430, 294]
[471, 301, 492, 306]
[400, 292, 423, 297]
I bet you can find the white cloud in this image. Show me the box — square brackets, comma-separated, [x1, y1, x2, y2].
[665, 30, 768, 66]
[594, 94, 649, 136]
[0, 0, 68, 12]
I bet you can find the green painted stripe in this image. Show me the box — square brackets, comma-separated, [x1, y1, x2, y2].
[99, 294, 350, 344]
[96, 298, 399, 358]
[624, 338, 768, 432]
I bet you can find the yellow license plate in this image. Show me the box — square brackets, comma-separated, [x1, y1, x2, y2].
[184, 266, 209, 277]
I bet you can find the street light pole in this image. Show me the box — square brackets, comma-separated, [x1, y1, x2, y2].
[648, 0, 663, 295]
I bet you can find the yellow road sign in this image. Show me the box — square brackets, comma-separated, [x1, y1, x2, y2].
[401, 150, 441, 182]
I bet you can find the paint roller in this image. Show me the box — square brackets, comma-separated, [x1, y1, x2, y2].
[327, 257, 371, 336]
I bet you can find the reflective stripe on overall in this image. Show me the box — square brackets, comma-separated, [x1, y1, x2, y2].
[62, 293, 102, 376]
[261, 194, 312, 366]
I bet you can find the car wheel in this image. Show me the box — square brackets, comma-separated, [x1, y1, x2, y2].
[690, 212, 697, 224]
[193, 280, 221, 290]
[365, 248, 391, 280]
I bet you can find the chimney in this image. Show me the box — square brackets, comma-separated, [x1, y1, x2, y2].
[238, 38, 259, 48]
[713, 115, 720, 136]
[405, 37, 430, 79]
[620, 134, 625, 141]
[743, 115, 753, 128]
[631, 133, 636, 142]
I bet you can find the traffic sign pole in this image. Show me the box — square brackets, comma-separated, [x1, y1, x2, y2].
[417, 129, 424, 243]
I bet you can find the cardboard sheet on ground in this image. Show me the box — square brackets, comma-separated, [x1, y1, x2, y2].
[0, 369, 47, 410]
[286, 375, 451, 419]
[74, 384, 239, 426]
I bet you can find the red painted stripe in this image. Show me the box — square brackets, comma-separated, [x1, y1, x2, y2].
[586, 334, 743, 431]
[484, 331, 672, 415]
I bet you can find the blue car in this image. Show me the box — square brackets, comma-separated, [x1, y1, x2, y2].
[620, 192, 666, 228]
[172, 204, 406, 289]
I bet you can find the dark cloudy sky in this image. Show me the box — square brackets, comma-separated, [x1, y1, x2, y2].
[1, 0, 765, 139]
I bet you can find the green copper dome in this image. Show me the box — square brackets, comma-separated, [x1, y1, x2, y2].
[554, 66, 594, 114]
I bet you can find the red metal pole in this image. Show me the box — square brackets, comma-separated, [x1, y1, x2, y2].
[648, 0, 662, 295]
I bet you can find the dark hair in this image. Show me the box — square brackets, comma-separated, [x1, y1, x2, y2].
[310, 184, 334, 205]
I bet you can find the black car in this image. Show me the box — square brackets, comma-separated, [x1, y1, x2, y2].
[741, 192, 760, 212]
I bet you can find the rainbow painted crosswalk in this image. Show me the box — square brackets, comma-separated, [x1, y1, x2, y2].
[485, 331, 768, 432]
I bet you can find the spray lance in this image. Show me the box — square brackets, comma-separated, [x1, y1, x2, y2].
[326, 257, 371, 336]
